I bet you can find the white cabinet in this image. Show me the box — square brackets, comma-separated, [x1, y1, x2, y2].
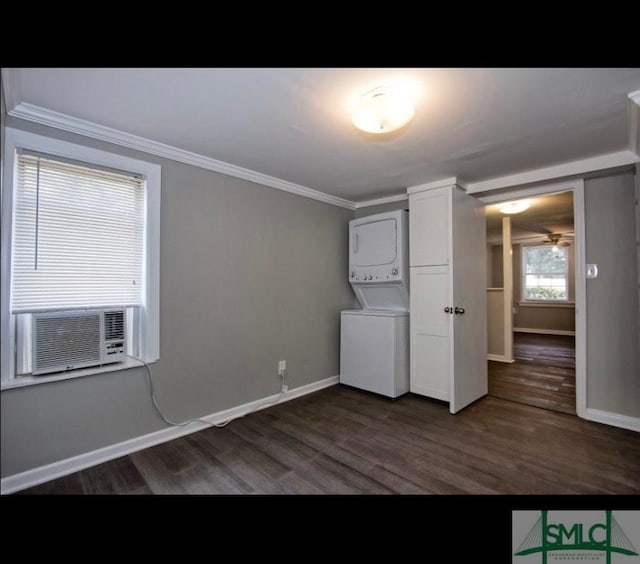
[409, 189, 450, 266]
[408, 182, 487, 413]
[410, 266, 450, 400]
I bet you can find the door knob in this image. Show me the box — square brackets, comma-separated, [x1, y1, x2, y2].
[454, 307, 465, 315]
[444, 307, 451, 314]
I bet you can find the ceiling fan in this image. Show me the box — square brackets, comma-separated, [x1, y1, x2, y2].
[514, 231, 574, 247]
[542, 233, 573, 248]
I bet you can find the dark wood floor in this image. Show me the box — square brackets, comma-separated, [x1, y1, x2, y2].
[488, 333, 576, 415]
[18, 383, 639, 495]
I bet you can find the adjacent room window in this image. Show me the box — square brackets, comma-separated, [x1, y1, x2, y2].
[521, 245, 569, 301]
[1, 129, 160, 386]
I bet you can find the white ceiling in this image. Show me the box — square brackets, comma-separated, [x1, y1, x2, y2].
[485, 191, 574, 245]
[6, 67, 640, 202]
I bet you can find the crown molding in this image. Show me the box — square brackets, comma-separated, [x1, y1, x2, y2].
[466, 151, 640, 194]
[8, 102, 356, 210]
[407, 176, 464, 194]
[1, 68, 21, 113]
[8, 96, 640, 210]
[354, 193, 408, 208]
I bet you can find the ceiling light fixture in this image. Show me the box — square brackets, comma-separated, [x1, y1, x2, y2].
[352, 86, 415, 134]
[498, 199, 531, 214]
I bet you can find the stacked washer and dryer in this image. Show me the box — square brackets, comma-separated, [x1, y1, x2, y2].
[339, 210, 409, 398]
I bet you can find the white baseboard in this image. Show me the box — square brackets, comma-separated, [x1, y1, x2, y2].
[583, 408, 640, 432]
[1, 375, 339, 495]
[487, 354, 515, 363]
[514, 327, 576, 336]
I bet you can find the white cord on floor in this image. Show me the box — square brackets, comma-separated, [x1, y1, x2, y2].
[128, 355, 285, 429]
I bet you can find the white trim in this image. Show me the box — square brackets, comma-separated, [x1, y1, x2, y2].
[354, 193, 408, 209]
[7, 99, 640, 212]
[143, 163, 161, 363]
[514, 327, 576, 336]
[518, 301, 575, 308]
[487, 354, 515, 363]
[478, 180, 583, 204]
[407, 176, 462, 194]
[1, 128, 161, 385]
[0, 375, 340, 494]
[467, 151, 639, 194]
[584, 408, 640, 433]
[0, 68, 21, 113]
[0, 133, 16, 384]
[572, 181, 587, 419]
[479, 178, 586, 419]
[629, 92, 640, 157]
[502, 217, 514, 363]
[8, 103, 356, 211]
[1, 357, 147, 391]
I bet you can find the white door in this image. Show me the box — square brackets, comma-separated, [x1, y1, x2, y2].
[410, 266, 450, 400]
[450, 187, 488, 413]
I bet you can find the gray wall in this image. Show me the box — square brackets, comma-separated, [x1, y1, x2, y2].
[487, 290, 505, 356]
[585, 171, 639, 417]
[489, 245, 504, 288]
[1, 117, 355, 478]
[354, 198, 408, 218]
[513, 305, 575, 333]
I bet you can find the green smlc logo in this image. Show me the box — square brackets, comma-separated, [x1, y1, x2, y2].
[515, 510, 639, 563]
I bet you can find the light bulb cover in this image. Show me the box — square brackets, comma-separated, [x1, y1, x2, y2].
[498, 199, 531, 214]
[352, 86, 415, 134]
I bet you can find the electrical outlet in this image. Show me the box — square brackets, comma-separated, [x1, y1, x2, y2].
[586, 264, 598, 278]
[279, 360, 288, 393]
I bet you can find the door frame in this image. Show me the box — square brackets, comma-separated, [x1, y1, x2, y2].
[477, 179, 586, 419]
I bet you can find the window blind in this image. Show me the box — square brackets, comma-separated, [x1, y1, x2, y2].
[11, 153, 145, 313]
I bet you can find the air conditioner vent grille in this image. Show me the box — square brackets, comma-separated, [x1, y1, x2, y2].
[33, 314, 101, 371]
[31, 308, 126, 375]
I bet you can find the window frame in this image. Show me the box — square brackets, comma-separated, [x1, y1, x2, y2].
[1, 128, 161, 389]
[521, 243, 570, 304]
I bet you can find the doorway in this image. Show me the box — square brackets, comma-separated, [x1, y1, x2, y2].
[484, 190, 577, 415]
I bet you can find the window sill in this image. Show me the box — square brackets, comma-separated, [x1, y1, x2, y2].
[1, 357, 148, 391]
[518, 301, 575, 308]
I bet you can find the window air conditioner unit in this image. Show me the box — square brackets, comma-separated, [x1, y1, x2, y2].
[32, 309, 126, 375]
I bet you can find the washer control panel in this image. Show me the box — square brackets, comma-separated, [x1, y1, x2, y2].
[350, 267, 402, 282]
